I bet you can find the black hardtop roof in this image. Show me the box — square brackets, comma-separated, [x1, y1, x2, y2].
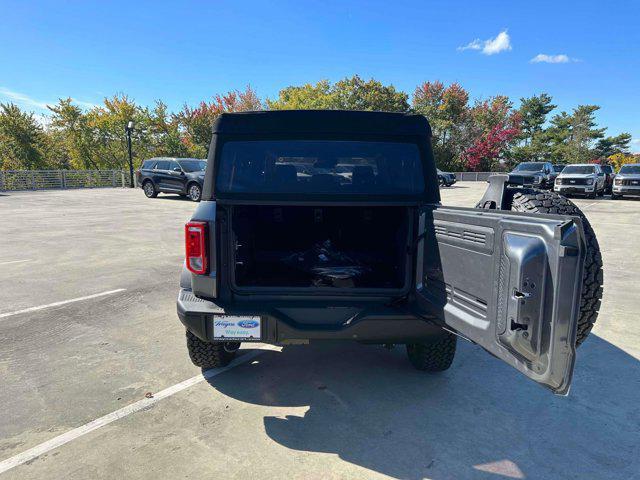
[211, 110, 432, 137]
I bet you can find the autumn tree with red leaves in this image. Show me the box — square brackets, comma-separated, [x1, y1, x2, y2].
[3, 77, 631, 171]
[461, 96, 522, 171]
[176, 86, 262, 156]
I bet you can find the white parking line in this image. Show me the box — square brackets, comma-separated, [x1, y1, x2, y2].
[579, 202, 598, 210]
[0, 346, 279, 474]
[0, 259, 31, 266]
[0, 289, 126, 319]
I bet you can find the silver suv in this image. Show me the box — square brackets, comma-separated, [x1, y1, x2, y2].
[612, 163, 640, 199]
[554, 164, 606, 198]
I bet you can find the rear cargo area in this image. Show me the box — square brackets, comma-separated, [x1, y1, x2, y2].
[232, 205, 411, 290]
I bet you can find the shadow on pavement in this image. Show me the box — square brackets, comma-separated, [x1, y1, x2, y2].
[206, 335, 638, 479]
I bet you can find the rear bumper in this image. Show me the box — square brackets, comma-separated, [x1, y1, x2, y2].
[177, 288, 444, 344]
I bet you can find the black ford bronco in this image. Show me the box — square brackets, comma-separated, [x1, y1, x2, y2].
[177, 110, 602, 395]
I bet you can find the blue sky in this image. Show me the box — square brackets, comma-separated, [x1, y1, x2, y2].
[1, 0, 638, 151]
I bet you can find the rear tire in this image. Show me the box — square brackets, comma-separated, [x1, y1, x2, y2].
[406, 332, 457, 372]
[506, 189, 603, 346]
[188, 183, 202, 202]
[143, 181, 158, 198]
[186, 330, 240, 368]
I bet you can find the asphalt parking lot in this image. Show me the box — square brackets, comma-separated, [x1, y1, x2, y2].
[1, 183, 639, 479]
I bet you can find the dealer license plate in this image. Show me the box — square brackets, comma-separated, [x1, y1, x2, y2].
[213, 315, 261, 340]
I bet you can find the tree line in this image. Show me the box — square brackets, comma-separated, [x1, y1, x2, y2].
[0, 75, 635, 172]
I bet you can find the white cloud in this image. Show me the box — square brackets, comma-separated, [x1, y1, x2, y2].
[0, 87, 49, 109]
[458, 30, 512, 55]
[458, 39, 482, 52]
[530, 54, 577, 64]
[0, 87, 98, 111]
[73, 99, 99, 109]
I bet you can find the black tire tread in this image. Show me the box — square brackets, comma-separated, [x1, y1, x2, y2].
[186, 330, 237, 368]
[508, 189, 603, 346]
[406, 333, 457, 372]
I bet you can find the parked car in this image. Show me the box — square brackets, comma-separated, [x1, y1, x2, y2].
[550, 164, 565, 184]
[177, 110, 602, 395]
[509, 161, 555, 189]
[137, 158, 207, 201]
[612, 163, 640, 199]
[437, 169, 456, 187]
[554, 164, 606, 198]
[600, 164, 616, 194]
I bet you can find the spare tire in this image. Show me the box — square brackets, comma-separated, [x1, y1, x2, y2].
[478, 189, 603, 346]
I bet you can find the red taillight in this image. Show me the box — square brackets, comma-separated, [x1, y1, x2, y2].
[185, 221, 208, 274]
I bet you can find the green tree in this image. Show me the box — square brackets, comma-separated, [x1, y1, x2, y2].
[149, 101, 190, 158]
[0, 103, 50, 170]
[266, 80, 336, 110]
[412, 81, 470, 170]
[268, 75, 409, 112]
[545, 111, 572, 162]
[565, 105, 606, 163]
[48, 98, 98, 169]
[518, 93, 556, 142]
[595, 133, 632, 158]
[331, 75, 409, 112]
[49, 95, 154, 170]
[512, 93, 556, 162]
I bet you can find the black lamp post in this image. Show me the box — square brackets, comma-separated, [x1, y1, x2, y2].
[125, 121, 135, 188]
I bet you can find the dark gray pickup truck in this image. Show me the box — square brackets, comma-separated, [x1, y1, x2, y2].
[177, 110, 603, 395]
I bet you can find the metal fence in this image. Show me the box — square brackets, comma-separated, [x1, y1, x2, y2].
[0, 170, 133, 191]
[454, 172, 501, 181]
[0, 169, 500, 192]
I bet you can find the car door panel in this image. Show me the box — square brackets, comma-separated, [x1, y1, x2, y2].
[153, 161, 171, 190]
[414, 205, 585, 395]
[165, 161, 186, 192]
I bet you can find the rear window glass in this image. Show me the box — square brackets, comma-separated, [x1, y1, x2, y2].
[216, 140, 425, 195]
[142, 160, 156, 169]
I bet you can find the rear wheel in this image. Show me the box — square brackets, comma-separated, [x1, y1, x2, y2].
[406, 332, 457, 372]
[186, 330, 240, 368]
[143, 181, 157, 198]
[504, 189, 603, 346]
[188, 183, 202, 202]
